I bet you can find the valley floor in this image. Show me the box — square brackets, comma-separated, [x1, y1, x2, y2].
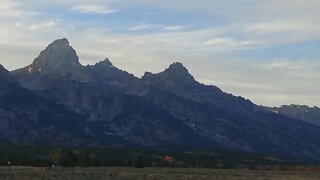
[0, 167, 320, 180]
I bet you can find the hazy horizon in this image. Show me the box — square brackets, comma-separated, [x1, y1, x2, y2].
[1, 0, 320, 107]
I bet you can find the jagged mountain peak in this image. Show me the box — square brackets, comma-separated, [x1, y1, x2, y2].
[0, 64, 18, 84]
[50, 38, 70, 47]
[94, 58, 114, 67]
[168, 62, 187, 71]
[164, 62, 189, 74]
[0, 64, 11, 78]
[163, 62, 195, 82]
[0, 64, 20, 95]
[143, 71, 153, 78]
[142, 62, 195, 85]
[29, 38, 81, 73]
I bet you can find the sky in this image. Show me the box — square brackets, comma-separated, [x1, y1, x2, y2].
[1, 0, 320, 107]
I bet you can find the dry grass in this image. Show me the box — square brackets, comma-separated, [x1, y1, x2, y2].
[1, 166, 320, 180]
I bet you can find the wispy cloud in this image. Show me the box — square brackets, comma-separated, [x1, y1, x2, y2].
[29, 21, 56, 31]
[164, 26, 184, 31]
[203, 38, 261, 49]
[0, 0, 37, 17]
[129, 23, 185, 31]
[71, 5, 118, 14]
[264, 61, 306, 70]
[203, 38, 236, 46]
[128, 23, 162, 31]
[247, 22, 299, 33]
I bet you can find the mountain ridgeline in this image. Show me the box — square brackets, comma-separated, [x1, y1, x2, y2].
[265, 105, 320, 127]
[1, 38, 320, 159]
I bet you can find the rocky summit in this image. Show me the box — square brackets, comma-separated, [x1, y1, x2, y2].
[2, 38, 320, 159]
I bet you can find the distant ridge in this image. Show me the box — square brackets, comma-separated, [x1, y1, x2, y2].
[265, 105, 320, 127]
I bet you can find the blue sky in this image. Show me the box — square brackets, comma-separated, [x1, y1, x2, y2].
[1, 0, 320, 106]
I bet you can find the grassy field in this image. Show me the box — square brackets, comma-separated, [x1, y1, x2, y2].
[1, 167, 320, 180]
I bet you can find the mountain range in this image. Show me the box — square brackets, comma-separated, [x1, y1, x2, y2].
[1, 38, 320, 159]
